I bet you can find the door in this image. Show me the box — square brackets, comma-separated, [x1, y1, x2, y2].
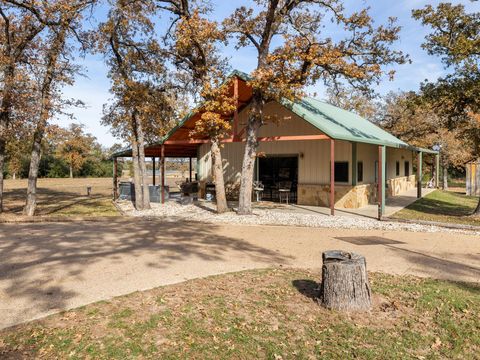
[258, 155, 298, 202]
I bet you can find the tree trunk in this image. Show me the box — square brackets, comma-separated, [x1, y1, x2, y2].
[136, 117, 150, 210]
[474, 198, 480, 216]
[69, 164, 73, 178]
[24, 26, 67, 216]
[237, 96, 262, 215]
[0, 142, 5, 213]
[24, 126, 44, 216]
[211, 140, 228, 213]
[320, 250, 371, 312]
[442, 164, 448, 191]
[131, 135, 144, 210]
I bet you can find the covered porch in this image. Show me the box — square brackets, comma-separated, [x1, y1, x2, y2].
[247, 186, 436, 219]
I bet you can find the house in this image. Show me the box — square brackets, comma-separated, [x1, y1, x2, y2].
[113, 70, 439, 219]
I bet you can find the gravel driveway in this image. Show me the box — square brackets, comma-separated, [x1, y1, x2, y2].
[0, 219, 479, 329]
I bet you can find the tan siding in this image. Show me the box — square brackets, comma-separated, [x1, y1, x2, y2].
[357, 143, 378, 184]
[238, 101, 323, 137]
[386, 148, 414, 179]
[197, 143, 212, 181]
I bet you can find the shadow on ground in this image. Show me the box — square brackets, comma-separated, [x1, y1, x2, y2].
[0, 219, 291, 327]
[292, 279, 320, 302]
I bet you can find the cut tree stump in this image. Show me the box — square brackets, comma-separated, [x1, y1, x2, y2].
[320, 250, 371, 312]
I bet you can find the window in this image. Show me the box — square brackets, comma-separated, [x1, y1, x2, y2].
[396, 161, 400, 176]
[357, 162, 363, 182]
[374, 161, 378, 183]
[404, 161, 410, 177]
[334, 162, 349, 182]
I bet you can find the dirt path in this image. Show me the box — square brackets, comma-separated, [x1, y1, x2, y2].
[0, 219, 479, 329]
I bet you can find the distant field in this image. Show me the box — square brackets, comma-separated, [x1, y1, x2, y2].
[2, 178, 118, 218]
[1, 174, 188, 218]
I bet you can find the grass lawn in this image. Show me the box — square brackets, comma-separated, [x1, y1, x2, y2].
[393, 190, 480, 227]
[1, 178, 119, 218]
[1, 268, 479, 359]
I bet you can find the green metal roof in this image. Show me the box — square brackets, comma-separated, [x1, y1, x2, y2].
[283, 97, 407, 149]
[282, 97, 438, 154]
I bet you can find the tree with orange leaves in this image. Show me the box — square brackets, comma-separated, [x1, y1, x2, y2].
[4, 0, 97, 216]
[223, 0, 408, 214]
[413, 2, 480, 215]
[170, 4, 232, 213]
[0, 3, 46, 212]
[99, 0, 177, 210]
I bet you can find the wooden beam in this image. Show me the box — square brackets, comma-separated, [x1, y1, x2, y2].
[417, 151, 423, 198]
[330, 139, 335, 216]
[113, 157, 118, 201]
[378, 145, 386, 220]
[189, 157, 192, 182]
[152, 157, 156, 186]
[256, 134, 330, 142]
[351, 142, 357, 186]
[233, 77, 239, 140]
[163, 134, 330, 146]
[161, 145, 165, 204]
[163, 139, 209, 145]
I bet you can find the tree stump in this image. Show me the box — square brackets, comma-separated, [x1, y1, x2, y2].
[320, 250, 371, 312]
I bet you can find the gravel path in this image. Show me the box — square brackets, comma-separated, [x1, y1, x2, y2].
[118, 200, 480, 235]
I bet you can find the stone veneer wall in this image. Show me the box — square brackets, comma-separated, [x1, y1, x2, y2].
[199, 177, 416, 209]
[297, 184, 377, 209]
[387, 175, 416, 197]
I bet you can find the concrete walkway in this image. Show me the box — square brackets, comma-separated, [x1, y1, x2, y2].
[0, 218, 478, 329]
[255, 187, 435, 219]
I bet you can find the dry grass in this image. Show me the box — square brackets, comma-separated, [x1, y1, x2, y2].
[2, 178, 118, 218]
[0, 268, 478, 359]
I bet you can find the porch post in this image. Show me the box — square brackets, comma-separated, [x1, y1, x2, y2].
[417, 151, 423, 198]
[113, 157, 118, 201]
[189, 157, 192, 182]
[378, 145, 386, 220]
[330, 139, 335, 216]
[161, 145, 165, 204]
[233, 77, 239, 140]
[435, 153, 440, 188]
[152, 157, 156, 186]
[351, 142, 357, 186]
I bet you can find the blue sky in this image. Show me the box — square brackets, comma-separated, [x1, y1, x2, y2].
[55, 0, 479, 147]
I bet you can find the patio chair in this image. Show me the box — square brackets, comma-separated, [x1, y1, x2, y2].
[278, 181, 292, 204]
[253, 181, 264, 202]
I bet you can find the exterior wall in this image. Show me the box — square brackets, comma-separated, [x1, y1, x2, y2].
[466, 162, 480, 196]
[197, 101, 417, 208]
[298, 184, 375, 208]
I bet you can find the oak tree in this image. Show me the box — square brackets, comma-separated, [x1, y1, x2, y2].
[168, 2, 232, 213]
[224, 0, 408, 214]
[55, 123, 96, 178]
[99, 0, 175, 210]
[0, 2, 46, 211]
[5, 0, 97, 215]
[413, 2, 480, 214]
